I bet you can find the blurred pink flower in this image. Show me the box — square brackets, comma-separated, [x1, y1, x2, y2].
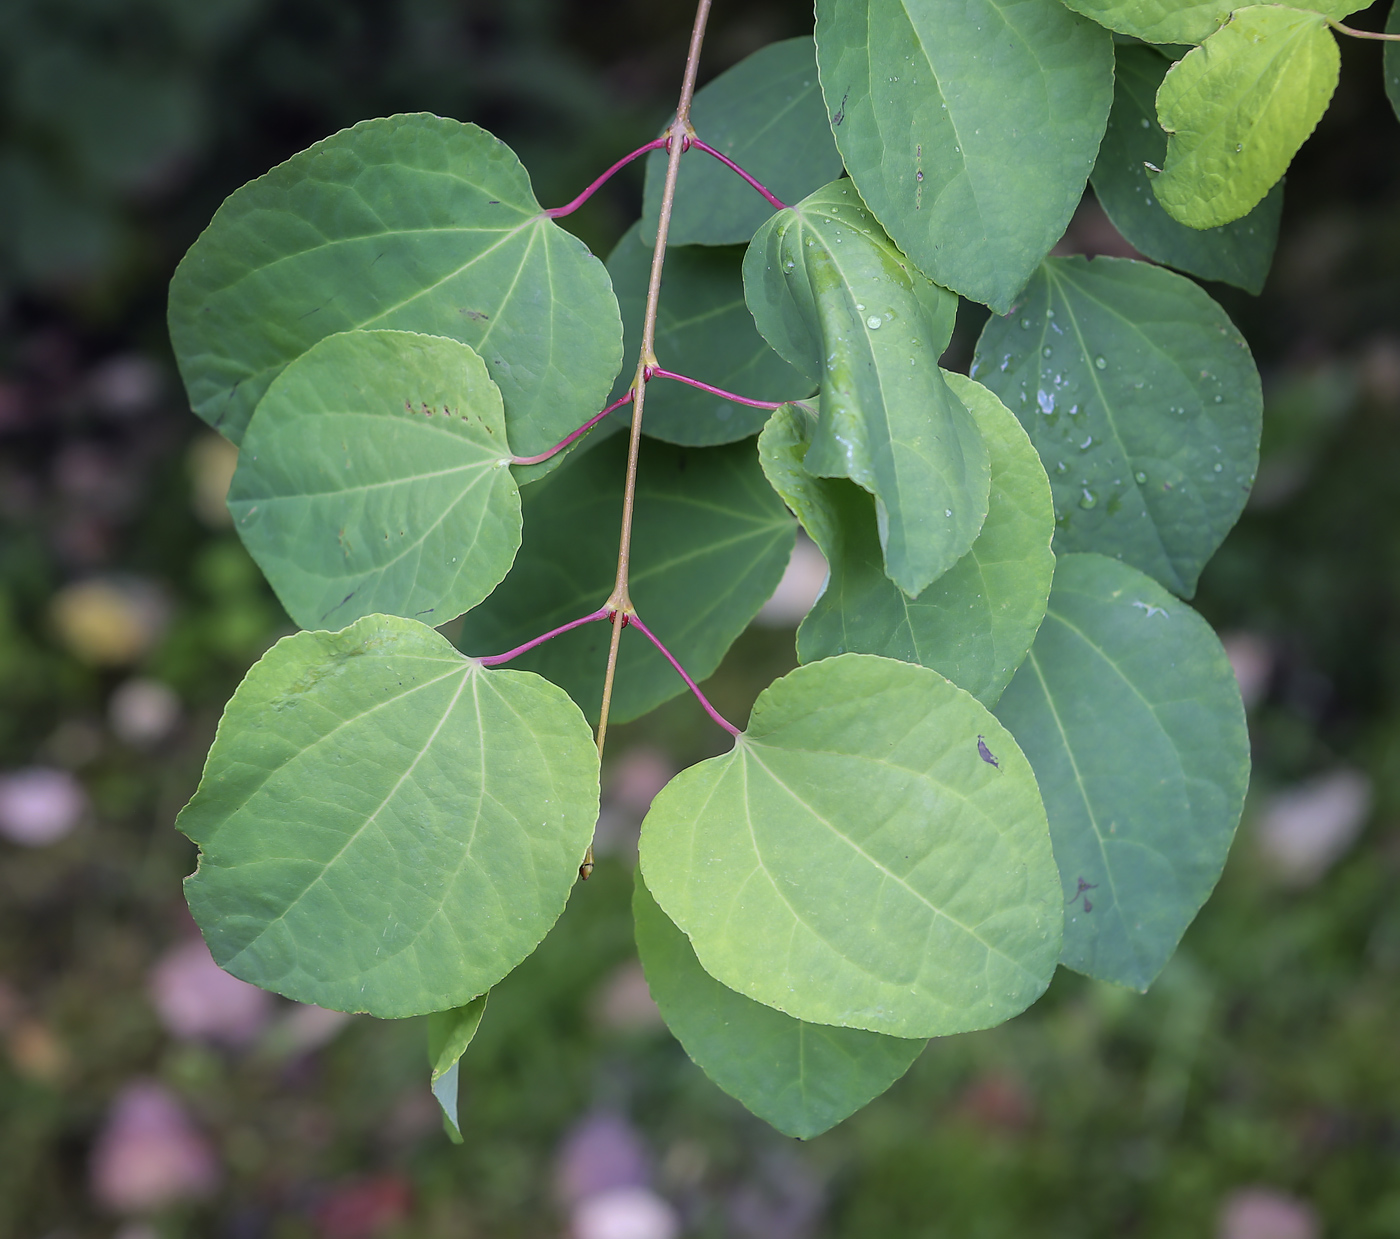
[148, 937, 273, 1047]
[556, 1111, 651, 1208]
[0, 767, 86, 846]
[1218, 1187, 1320, 1239]
[572, 1187, 679, 1239]
[89, 1081, 219, 1214]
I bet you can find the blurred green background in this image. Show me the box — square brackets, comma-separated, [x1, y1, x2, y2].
[2, 1, 1399, 1236]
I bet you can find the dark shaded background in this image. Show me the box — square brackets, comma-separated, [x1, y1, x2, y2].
[2, 1, 1399, 1236]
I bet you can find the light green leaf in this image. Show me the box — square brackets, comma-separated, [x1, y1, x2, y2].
[428, 993, 488, 1143]
[1152, 7, 1340, 229]
[229, 330, 520, 632]
[456, 436, 795, 725]
[744, 179, 986, 597]
[633, 873, 924, 1139]
[641, 37, 845, 248]
[606, 226, 814, 446]
[993, 553, 1249, 990]
[815, 0, 1114, 312]
[1061, 0, 1365, 44]
[971, 256, 1261, 597]
[639, 653, 1063, 1039]
[1091, 44, 1281, 294]
[179, 615, 599, 1018]
[760, 374, 1054, 706]
[1386, 1, 1400, 123]
[167, 113, 623, 474]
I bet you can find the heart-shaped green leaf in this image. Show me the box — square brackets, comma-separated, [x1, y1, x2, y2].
[815, 0, 1114, 312]
[642, 37, 845, 248]
[639, 653, 1062, 1039]
[1153, 7, 1339, 229]
[1060, 0, 1364, 45]
[993, 553, 1249, 990]
[1091, 44, 1281, 295]
[168, 113, 622, 474]
[606, 226, 814, 446]
[972, 256, 1261, 598]
[456, 435, 795, 725]
[744, 179, 986, 597]
[633, 873, 924, 1139]
[760, 373, 1054, 707]
[179, 615, 599, 1018]
[229, 330, 520, 632]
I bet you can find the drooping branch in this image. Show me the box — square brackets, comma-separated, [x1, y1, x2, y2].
[544, 138, 672, 219]
[509, 392, 633, 466]
[646, 366, 789, 410]
[627, 612, 741, 737]
[689, 139, 788, 211]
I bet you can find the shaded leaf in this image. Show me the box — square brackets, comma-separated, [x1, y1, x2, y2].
[229, 330, 520, 632]
[179, 615, 599, 1018]
[1153, 8, 1339, 229]
[993, 553, 1249, 990]
[815, 0, 1114, 312]
[633, 873, 924, 1139]
[428, 994, 488, 1143]
[744, 179, 986, 597]
[168, 113, 622, 475]
[641, 37, 845, 247]
[639, 653, 1062, 1039]
[761, 373, 1054, 706]
[1091, 45, 1281, 294]
[1386, 1, 1400, 124]
[456, 436, 795, 725]
[971, 256, 1261, 598]
[607, 225, 813, 446]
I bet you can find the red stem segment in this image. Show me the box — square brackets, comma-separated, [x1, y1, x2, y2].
[510, 392, 634, 466]
[477, 608, 611, 667]
[647, 367, 789, 410]
[626, 612, 741, 738]
[689, 139, 788, 211]
[544, 138, 672, 219]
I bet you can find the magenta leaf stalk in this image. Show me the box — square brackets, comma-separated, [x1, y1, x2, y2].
[544, 138, 672, 219]
[626, 611, 741, 737]
[689, 139, 788, 211]
[646, 367, 788, 410]
[510, 392, 634, 466]
[477, 608, 611, 667]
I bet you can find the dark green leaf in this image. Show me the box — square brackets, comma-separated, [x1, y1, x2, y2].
[641, 37, 845, 247]
[633, 873, 924, 1139]
[993, 553, 1249, 990]
[640, 654, 1062, 1039]
[744, 179, 986, 597]
[428, 994, 488, 1142]
[1385, 1, 1400, 123]
[606, 225, 813, 446]
[815, 0, 1114, 312]
[972, 256, 1261, 597]
[761, 373, 1054, 706]
[229, 330, 520, 632]
[168, 113, 622, 474]
[1091, 45, 1281, 295]
[1153, 8, 1339, 229]
[456, 436, 795, 724]
[179, 615, 599, 1018]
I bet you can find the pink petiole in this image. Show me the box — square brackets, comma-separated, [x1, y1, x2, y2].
[476, 608, 611, 668]
[544, 138, 673, 219]
[645, 367, 789, 410]
[626, 612, 741, 737]
[510, 392, 634, 467]
[689, 139, 788, 211]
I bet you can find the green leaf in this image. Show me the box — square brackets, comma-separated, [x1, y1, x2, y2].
[167, 113, 623, 474]
[179, 615, 599, 1018]
[744, 180, 987, 597]
[428, 993, 488, 1143]
[456, 435, 795, 725]
[1152, 7, 1340, 230]
[229, 330, 520, 632]
[639, 654, 1063, 1039]
[1386, 1, 1400, 124]
[1091, 45, 1281, 294]
[606, 225, 814, 446]
[761, 374, 1054, 707]
[633, 873, 924, 1139]
[993, 553, 1249, 990]
[1061, 0, 1365, 45]
[641, 37, 845, 248]
[815, 0, 1114, 312]
[971, 256, 1261, 598]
